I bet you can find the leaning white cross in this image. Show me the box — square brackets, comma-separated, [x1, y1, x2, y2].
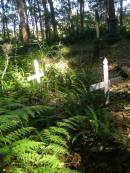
[27, 60, 44, 83]
[90, 58, 123, 105]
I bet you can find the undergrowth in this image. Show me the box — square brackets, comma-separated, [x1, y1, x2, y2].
[0, 42, 126, 173]
[0, 95, 124, 173]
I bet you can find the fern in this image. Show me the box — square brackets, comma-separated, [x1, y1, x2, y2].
[0, 120, 20, 134]
[46, 126, 70, 140]
[12, 139, 44, 154]
[4, 103, 25, 110]
[43, 129, 67, 147]
[45, 143, 69, 155]
[7, 168, 25, 173]
[0, 96, 85, 173]
[38, 154, 64, 168]
[33, 167, 80, 173]
[0, 127, 35, 144]
[57, 116, 87, 130]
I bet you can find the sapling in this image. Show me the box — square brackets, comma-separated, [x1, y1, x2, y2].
[1, 43, 12, 80]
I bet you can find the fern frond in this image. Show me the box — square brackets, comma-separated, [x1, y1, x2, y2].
[43, 129, 67, 147]
[33, 167, 80, 173]
[5, 103, 25, 110]
[0, 120, 20, 134]
[48, 127, 70, 140]
[45, 143, 69, 155]
[0, 108, 7, 115]
[0, 127, 35, 144]
[57, 116, 88, 131]
[6, 167, 25, 173]
[38, 154, 64, 168]
[0, 115, 20, 124]
[13, 139, 44, 154]
[57, 121, 78, 130]
[0, 146, 12, 165]
[17, 152, 42, 166]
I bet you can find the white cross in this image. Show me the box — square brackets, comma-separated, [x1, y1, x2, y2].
[90, 58, 123, 105]
[27, 60, 44, 83]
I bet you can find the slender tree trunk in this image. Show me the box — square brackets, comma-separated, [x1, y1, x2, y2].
[76, 9, 79, 34]
[34, 13, 39, 39]
[16, 0, 30, 47]
[120, 0, 123, 27]
[68, 0, 72, 35]
[27, 0, 35, 38]
[37, 0, 44, 40]
[23, 0, 29, 26]
[79, 0, 84, 32]
[13, 18, 17, 38]
[107, 0, 117, 35]
[95, 9, 100, 39]
[93, 9, 102, 59]
[48, 0, 58, 39]
[5, 22, 10, 40]
[33, 2, 39, 39]
[1, 0, 6, 41]
[42, 0, 50, 39]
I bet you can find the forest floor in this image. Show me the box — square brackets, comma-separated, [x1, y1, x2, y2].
[1, 39, 130, 172]
[62, 39, 130, 173]
[80, 79, 130, 173]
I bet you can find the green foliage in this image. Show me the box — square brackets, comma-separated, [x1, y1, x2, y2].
[0, 96, 83, 172]
[0, 40, 127, 173]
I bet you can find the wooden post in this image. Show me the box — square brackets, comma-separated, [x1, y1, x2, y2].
[103, 58, 109, 105]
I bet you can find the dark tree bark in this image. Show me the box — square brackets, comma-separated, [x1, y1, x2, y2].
[67, 0, 72, 34]
[48, 0, 58, 38]
[1, 0, 6, 40]
[36, 0, 44, 39]
[95, 9, 100, 39]
[79, 0, 84, 32]
[120, 0, 123, 27]
[42, 0, 50, 39]
[107, 0, 117, 35]
[16, 0, 30, 47]
[27, 0, 36, 38]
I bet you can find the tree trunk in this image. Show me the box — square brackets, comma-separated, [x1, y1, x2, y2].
[37, 0, 44, 40]
[16, 0, 30, 47]
[107, 0, 117, 35]
[95, 9, 100, 39]
[1, 0, 6, 41]
[34, 12, 39, 39]
[79, 0, 84, 32]
[120, 0, 123, 27]
[5, 21, 10, 40]
[48, 0, 58, 39]
[27, 0, 35, 38]
[13, 18, 17, 38]
[67, 0, 72, 35]
[42, 0, 50, 39]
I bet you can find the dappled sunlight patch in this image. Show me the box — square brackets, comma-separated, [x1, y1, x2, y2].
[13, 71, 29, 87]
[61, 46, 71, 55]
[42, 58, 70, 74]
[53, 60, 69, 74]
[2, 43, 12, 55]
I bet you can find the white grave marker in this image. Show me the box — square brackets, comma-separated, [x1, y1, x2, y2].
[103, 58, 109, 105]
[90, 58, 123, 105]
[27, 60, 44, 83]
